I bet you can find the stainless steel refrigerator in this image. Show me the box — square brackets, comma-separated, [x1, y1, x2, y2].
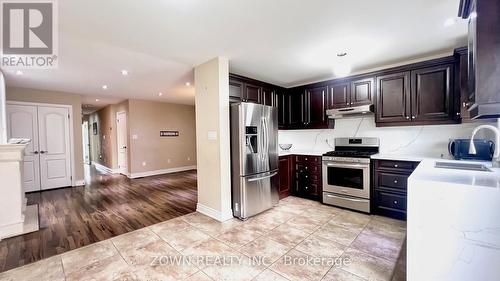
[230, 102, 279, 220]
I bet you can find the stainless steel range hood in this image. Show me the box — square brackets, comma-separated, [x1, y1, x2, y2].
[326, 104, 374, 119]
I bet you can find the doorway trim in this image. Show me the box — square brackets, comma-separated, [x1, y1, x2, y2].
[6, 101, 76, 187]
[116, 110, 128, 175]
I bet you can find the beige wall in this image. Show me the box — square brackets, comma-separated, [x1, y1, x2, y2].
[128, 99, 196, 174]
[194, 57, 232, 221]
[6, 87, 84, 182]
[88, 100, 129, 170]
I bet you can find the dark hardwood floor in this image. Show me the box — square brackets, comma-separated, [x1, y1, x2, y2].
[0, 165, 197, 273]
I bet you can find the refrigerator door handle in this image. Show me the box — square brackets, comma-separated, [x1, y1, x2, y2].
[248, 171, 278, 182]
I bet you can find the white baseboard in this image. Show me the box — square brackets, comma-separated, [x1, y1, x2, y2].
[74, 179, 85, 186]
[196, 203, 233, 222]
[93, 162, 120, 174]
[128, 165, 197, 179]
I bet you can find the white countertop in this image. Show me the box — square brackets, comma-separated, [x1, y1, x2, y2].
[278, 149, 326, 157]
[410, 159, 499, 188]
[407, 158, 500, 281]
[370, 153, 455, 162]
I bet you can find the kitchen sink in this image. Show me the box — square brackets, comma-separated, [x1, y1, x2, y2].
[435, 161, 492, 172]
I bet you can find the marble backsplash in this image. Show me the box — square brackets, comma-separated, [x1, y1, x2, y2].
[278, 117, 497, 157]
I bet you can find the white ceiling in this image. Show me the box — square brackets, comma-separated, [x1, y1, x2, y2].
[2, 0, 467, 107]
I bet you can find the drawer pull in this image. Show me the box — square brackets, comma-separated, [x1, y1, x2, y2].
[305, 175, 308, 178]
[305, 166, 308, 170]
[394, 180, 398, 184]
[305, 158, 308, 161]
[394, 164, 398, 168]
[394, 200, 398, 205]
[305, 186, 309, 190]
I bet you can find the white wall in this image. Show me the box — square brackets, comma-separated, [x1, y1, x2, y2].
[0, 71, 6, 144]
[194, 57, 232, 222]
[279, 117, 495, 157]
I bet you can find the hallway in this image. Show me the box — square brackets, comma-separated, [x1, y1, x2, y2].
[0, 165, 197, 273]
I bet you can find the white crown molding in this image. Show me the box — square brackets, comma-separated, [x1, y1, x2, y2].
[196, 203, 233, 222]
[128, 165, 197, 179]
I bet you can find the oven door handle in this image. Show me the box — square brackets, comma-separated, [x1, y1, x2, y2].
[325, 193, 368, 203]
[324, 163, 368, 169]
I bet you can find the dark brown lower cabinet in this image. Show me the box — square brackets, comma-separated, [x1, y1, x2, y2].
[278, 156, 292, 199]
[293, 155, 322, 201]
[372, 159, 419, 220]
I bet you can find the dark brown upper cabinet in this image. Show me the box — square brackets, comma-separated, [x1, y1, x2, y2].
[229, 79, 243, 100]
[277, 91, 288, 129]
[376, 72, 411, 124]
[229, 74, 279, 107]
[376, 62, 458, 127]
[261, 87, 275, 107]
[243, 83, 261, 104]
[411, 64, 454, 122]
[305, 86, 328, 128]
[350, 77, 374, 107]
[287, 91, 305, 128]
[328, 82, 350, 109]
[459, 0, 500, 118]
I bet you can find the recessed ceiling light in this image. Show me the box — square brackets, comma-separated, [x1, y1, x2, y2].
[15, 70, 23, 75]
[95, 99, 100, 102]
[185, 82, 191, 86]
[158, 92, 163, 96]
[102, 85, 108, 90]
[121, 70, 129, 76]
[444, 17, 456, 27]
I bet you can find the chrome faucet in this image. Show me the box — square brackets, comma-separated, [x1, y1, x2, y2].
[469, 118, 500, 167]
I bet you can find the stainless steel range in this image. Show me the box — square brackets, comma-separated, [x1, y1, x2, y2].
[322, 137, 379, 213]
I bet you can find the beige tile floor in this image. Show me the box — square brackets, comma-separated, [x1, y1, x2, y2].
[0, 196, 406, 281]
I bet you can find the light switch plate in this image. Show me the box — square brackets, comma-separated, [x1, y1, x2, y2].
[207, 131, 217, 140]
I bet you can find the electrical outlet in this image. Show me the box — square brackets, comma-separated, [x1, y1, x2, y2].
[142, 161, 146, 166]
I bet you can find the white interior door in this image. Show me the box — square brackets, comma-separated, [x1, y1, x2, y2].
[38, 106, 72, 189]
[6, 104, 41, 192]
[82, 121, 90, 164]
[116, 111, 127, 174]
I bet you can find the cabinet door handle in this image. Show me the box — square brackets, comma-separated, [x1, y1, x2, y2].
[411, 116, 416, 119]
[40, 150, 47, 154]
[406, 116, 410, 120]
[33, 151, 39, 154]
